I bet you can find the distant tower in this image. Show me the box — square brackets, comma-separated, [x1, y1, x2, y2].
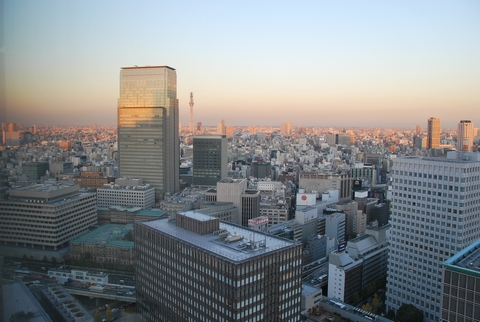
[189, 92, 194, 132]
[427, 117, 441, 149]
[415, 125, 421, 136]
[457, 120, 474, 152]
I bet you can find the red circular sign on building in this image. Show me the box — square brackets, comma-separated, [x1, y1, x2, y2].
[301, 195, 307, 201]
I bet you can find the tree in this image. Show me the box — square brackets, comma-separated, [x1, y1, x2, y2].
[352, 292, 360, 304]
[396, 303, 423, 322]
[106, 306, 113, 321]
[362, 303, 372, 312]
[94, 310, 102, 322]
[43, 255, 48, 262]
[23, 254, 28, 260]
[373, 293, 380, 309]
[51, 257, 57, 266]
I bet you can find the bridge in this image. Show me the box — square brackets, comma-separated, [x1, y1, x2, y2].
[65, 287, 137, 303]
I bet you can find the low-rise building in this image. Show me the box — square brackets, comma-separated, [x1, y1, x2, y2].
[70, 224, 134, 268]
[97, 178, 155, 209]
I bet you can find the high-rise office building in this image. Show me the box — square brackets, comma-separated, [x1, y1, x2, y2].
[427, 117, 441, 149]
[192, 135, 228, 186]
[457, 120, 474, 153]
[385, 152, 480, 322]
[118, 66, 179, 201]
[135, 211, 303, 322]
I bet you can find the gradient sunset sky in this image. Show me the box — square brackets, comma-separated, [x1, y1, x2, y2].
[3, 1, 480, 129]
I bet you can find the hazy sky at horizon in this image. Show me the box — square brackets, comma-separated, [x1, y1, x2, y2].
[3, 1, 480, 129]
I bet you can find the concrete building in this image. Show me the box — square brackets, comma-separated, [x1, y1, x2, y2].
[325, 212, 346, 245]
[386, 152, 480, 322]
[73, 171, 115, 189]
[134, 211, 303, 322]
[216, 177, 248, 225]
[70, 224, 135, 268]
[347, 225, 390, 293]
[328, 251, 363, 303]
[97, 206, 167, 225]
[192, 135, 228, 186]
[442, 238, 480, 322]
[0, 184, 97, 261]
[118, 66, 179, 201]
[457, 120, 474, 152]
[427, 117, 441, 149]
[241, 189, 261, 226]
[96, 178, 155, 209]
[299, 171, 351, 199]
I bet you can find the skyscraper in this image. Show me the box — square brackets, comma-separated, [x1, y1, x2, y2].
[457, 120, 474, 152]
[385, 152, 480, 322]
[427, 117, 441, 149]
[118, 66, 179, 201]
[192, 135, 228, 186]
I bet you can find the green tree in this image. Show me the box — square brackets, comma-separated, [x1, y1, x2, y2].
[51, 257, 57, 266]
[373, 293, 380, 309]
[352, 292, 360, 304]
[94, 310, 102, 322]
[396, 303, 423, 322]
[22, 254, 27, 260]
[43, 255, 48, 262]
[106, 306, 113, 321]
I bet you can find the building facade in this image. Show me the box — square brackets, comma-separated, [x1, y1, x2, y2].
[192, 135, 228, 186]
[97, 178, 155, 209]
[118, 66, 179, 201]
[442, 238, 480, 322]
[386, 153, 480, 322]
[457, 120, 474, 153]
[135, 211, 303, 322]
[0, 184, 97, 259]
[427, 117, 441, 149]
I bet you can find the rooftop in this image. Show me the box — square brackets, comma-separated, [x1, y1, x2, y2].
[444, 238, 480, 278]
[121, 65, 175, 70]
[71, 224, 134, 248]
[141, 213, 299, 262]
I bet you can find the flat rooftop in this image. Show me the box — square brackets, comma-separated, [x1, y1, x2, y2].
[71, 224, 134, 248]
[141, 215, 299, 262]
[444, 238, 480, 278]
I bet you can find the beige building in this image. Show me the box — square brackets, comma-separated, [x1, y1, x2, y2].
[299, 171, 352, 199]
[0, 184, 97, 261]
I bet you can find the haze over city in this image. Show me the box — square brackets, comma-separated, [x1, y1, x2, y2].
[3, 1, 480, 128]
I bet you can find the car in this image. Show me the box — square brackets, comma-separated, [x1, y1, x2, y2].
[41, 267, 46, 270]
[112, 308, 118, 312]
[126, 291, 133, 295]
[116, 291, 123, 295]
[33, 280, 41, 284]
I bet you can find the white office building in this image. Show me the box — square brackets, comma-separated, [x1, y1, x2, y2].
[97, 178, 155, 209]
[386, 152, 480, 322]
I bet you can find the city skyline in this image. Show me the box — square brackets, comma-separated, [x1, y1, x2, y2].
[3, 1, 480, 128]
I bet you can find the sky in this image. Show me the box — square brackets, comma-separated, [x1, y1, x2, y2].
[2, 1, 480, 129]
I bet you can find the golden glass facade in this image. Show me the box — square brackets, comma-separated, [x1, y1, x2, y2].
[118, 66, 179, 201]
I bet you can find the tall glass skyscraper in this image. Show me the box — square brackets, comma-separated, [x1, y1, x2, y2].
[386, 153, 480, 322]
[118, 66, 179, 201]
